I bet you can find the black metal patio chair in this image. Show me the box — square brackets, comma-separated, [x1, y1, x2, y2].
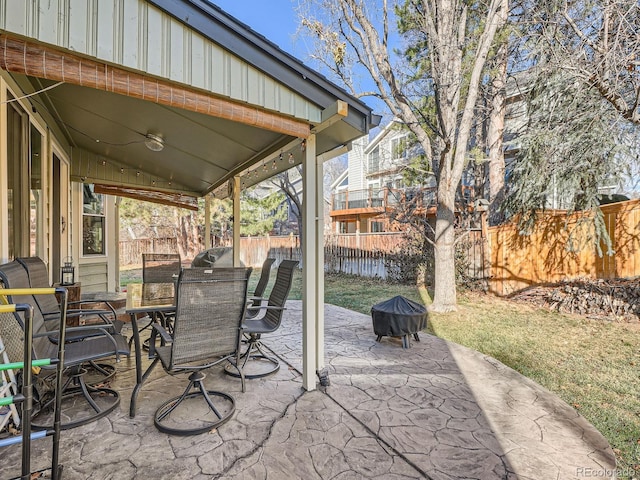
[143, 267, 251, 435]
[16, 257, 118, 324]
[140, 253, 181, 347]
[142, 253, 182, 283]
[0, 261, 130, 430]
[246, 257, 276, 318]
[225, 260, 298, 379]
[15, 256, 122, 382]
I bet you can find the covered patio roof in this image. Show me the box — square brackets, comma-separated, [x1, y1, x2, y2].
[0, 0, 375, 201]
[0, 0, 374, 391]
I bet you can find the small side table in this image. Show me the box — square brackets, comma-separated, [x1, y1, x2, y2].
[54, 283, 82, 326]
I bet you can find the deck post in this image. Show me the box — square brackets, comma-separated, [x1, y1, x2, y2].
[315, 138, 325, 382]
[204, 194, 211, 249]
[302, 134, 318, 390]
[232, 176, 241, 267]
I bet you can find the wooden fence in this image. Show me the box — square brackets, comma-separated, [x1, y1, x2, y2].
[119, 237, 180, 265]
[121, 200, 640, 292]
[488, 199, 640, 295]
[120, 233, 406, 278]
[324, 233, 403, 278]
[120, 231, 488, 280]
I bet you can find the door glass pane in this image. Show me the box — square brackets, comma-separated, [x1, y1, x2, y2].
[7, 101, 25, 260]
[30, 124, 43, 256]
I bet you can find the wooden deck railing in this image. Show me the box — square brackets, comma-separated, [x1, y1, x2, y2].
[331, 187, 437, 211]
[331, 186, 474, 212]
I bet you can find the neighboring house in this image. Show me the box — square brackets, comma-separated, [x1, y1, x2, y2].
[330, 120, 441, 233]
[0, 0, 374, 292]
[330, 71, 591, 234]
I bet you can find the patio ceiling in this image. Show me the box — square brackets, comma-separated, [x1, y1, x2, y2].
[0, 0, 375, 204]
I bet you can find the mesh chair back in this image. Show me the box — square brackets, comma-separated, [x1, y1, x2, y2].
[142, 253, 181, 283]
[253, 258, 276, 298]
[264, 260, 298, 330]
[16, 257, 61, 316]
[0, 261, 57, 357]
[169, 267, 251, 369]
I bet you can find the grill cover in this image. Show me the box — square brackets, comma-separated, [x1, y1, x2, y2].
[371, 295, 427, 337]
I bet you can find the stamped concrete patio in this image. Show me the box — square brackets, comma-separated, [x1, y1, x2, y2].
[1, 301, 616, 479]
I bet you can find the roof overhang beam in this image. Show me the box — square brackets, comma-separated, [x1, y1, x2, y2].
[0, 33, 310, 139]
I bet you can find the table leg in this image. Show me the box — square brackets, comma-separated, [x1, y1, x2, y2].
[129, 312, 142, 418]
[129, 312, 162, 417]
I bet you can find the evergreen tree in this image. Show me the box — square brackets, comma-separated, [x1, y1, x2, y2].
[240, 188, 287, 236]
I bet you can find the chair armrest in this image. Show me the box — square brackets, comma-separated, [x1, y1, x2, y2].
[42, 311, 60, 321]
[33, 324, 113, 338]
[151, 323, 173, 343]
[245, 304, 285, 320]
[148, 322, 173, 358]
[69, 299, 117, 316]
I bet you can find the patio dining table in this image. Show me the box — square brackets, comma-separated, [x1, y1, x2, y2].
[125, 282, 176, 417]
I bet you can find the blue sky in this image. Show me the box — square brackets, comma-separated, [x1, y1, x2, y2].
[212, 0, 304, 57]
[211, 0, 387, 118]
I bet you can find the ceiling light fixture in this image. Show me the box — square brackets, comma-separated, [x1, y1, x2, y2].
[144, 133, 164, 152]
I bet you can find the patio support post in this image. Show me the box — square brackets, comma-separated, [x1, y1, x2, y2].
[302, 133, 318, 391]
[315, 142, 326, 383]
[115, 197, 121, 292]
[204, 194, 211, 249]
[232, 176, 241, 267]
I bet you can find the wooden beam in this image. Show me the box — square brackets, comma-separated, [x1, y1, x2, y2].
[93, 184, 198, 211]
[0, 33, 310, 139]
[312, 100, 348, 135]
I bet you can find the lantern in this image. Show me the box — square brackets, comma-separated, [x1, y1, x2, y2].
[60, 257, 75, 286]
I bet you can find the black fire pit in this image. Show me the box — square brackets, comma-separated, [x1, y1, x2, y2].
[371, 295, 427, 348]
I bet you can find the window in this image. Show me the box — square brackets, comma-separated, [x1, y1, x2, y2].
[370, 221, 384, 233]
[30, 124, 44, 257]
[368, 147, 380, 173]
[391, 136, 407, 162]
[83, 184, 105, 255]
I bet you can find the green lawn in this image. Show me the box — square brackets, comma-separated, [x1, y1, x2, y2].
[122, 266, 640, 476]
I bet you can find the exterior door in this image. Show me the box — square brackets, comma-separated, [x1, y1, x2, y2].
[51, 152, 69, 281]
[6, 101, 29, 259]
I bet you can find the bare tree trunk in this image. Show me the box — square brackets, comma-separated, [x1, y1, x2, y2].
[177, 213, 199, 260]
[302, 0, 508, 311]
[433, 188, 457, 311]
[487, 10, 508, 226]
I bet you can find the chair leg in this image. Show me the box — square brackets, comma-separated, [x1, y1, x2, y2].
[31, 365, 120, 430]
[224, 333, 279, 379]
[82, 361, 116, 384]
[154, 371, 235, 436]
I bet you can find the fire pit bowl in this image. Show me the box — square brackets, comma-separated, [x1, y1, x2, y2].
[371, 295, 427, 348]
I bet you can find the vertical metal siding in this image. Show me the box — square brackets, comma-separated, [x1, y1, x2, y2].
[190, 33, 206, 90]
[0, 0, 321, 122]
[68, 0, 90, 55]
[96, 1, 116, 61]
[2, 1, 26, 37]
